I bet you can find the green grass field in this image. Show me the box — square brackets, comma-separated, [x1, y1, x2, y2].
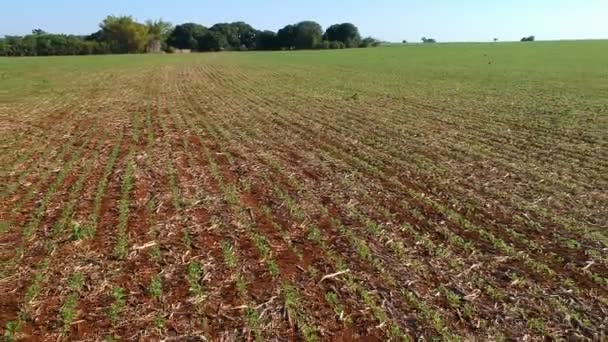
[1, 41, 607, 340]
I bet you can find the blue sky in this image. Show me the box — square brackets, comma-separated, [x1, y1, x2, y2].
[1, 0, 606, 42]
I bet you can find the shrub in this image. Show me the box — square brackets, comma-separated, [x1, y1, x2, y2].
[360, 37, 381, 48]
[316, 40, 331, 49]
[329, 41, 345, 49]
[0, 39, 8, 56]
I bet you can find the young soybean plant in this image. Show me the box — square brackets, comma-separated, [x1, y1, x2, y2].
[22, 147, 86, 240]
[197, 113, 385, 338]
[220, 240, 263, 341]
[155, 100, 188, 247]
[149, 274, 163, 302]
[282, 284, 320, 342]
[1, 124, 87, 205]
[60, 273, 86, 334]
[148, 272, 167, 330]
[185, 259, 210, 334]
[76, 136, 123, 240]
[204, 131, 325, 341]
[107, 286, 126, 327]
[2, 147, 101, 338]
[113, 149, 136, 260]
[0, 221, 9, 234]
[178, 99, 322, 340]
[260, 159, 418, 339]
[2, 258, 52, 340]
[186, 261, 204, 299]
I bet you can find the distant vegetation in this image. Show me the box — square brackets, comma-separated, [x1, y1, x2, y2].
[0, 16, 381, 56]
[521, 35, 536, 42]
[421, 37, 437, 43]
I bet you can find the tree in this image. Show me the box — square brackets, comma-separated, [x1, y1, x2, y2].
[294, 21, 323, 49]
[198, 30, 229, 51]
[521, 35, 535, 42]
[167, 23, 206, 50]
[0, 33, 85, 56]
[33, 34, 57, 56]
[421, 37, 437, 43]
[324, 23, 361, 48]
[494, 38, 499, 42]
[277, 21, 323, 50]
[228, 22, 258, 49]
[0, 32, 106, 56]
[208, 23, 237, 49]
[85, 30, 104, 42]
[1, 17, 374, 56]
[203, 22, 258, 50]
[83, 30, 112, 54]
[2, 36, 21, 56]
[256, 30, 278, 50]
[17, 36, 36, 56]
[277, 24, 297, 49]
[99, 15, 149, 53]
[402, 40, 408, 44]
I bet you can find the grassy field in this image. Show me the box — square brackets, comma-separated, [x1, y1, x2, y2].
[1, 41, 607, 340]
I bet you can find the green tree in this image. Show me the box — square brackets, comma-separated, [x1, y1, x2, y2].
[208, 23, 235, 48]
[324, 23, 361, 48]
[294, 21, 323, 49]
[277, 24, 297, 49]
[206, 22, 257, 50]
[85, 30, 104, 42]
[18, 36, 37, 56]
[1, 36, 30, 56]
[99, 15, 149, 53]
[256, 30, 278, 50]
[2, 17, 375, 56]
[167, 23, 206, 50]
[229, 22, 258, 49]
[198, 31, 229, 51]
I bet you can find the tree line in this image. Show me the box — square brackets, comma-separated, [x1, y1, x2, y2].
[0, 16, 381, 56]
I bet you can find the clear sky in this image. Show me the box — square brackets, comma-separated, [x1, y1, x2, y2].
[1, 0, 606, 42]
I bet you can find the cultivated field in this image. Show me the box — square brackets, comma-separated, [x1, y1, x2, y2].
[1, 41, 607, 341]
